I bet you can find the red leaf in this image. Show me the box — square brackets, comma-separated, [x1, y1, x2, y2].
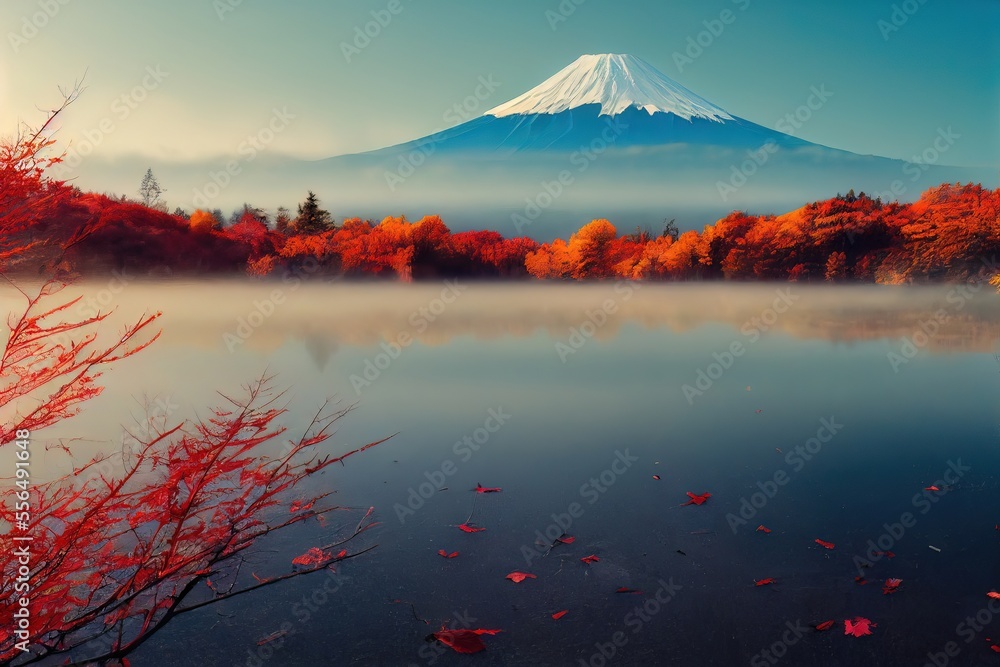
[555, 535, 576, 545]
[458, 523, 485, 533]
[882, 578, 902, 595]
[924, 485, 940, 491]
[437, 549, 459, 559]
[652, 475, 661, 480]
[475, 483, 502, 494]
[551, 610, 568, 620]
[987, 592, 1000, 600]
[754, 578, 776, 586]
[756, 525, 772, 534]
[615, 587, 643, 594]
[855, 577, 868, 585]
[874, 550, 895, 558]
[815, 538, 835, 550]
[336, 549, 347, 559]
[991, 645, 1000, 653]
[292, 546, 330, 567]
[289, 499, 315, 513]
[683, 491, 711, 506]
[431, 628, 502, 654]
[581, 555, 600, 564]
[506, 572, 537, 583]
[844, 617, 875, 637]
[256, 630, 288, 646]
[813, 620, 835, 631]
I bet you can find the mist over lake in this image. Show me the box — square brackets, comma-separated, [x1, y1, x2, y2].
[14, 281, 995, 666]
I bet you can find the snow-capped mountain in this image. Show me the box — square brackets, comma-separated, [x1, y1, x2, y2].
[358, 53, 813, 155]
[305, 53, 986, 237]
[485, 54, 732, 121]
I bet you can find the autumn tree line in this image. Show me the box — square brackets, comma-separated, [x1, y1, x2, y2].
[7, 171, 1000, 283]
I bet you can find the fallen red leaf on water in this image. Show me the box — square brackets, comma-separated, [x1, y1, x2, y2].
[683, 492, 711, 506]
[437, 550, 459, 559]
[754, 578, 776, 586]
[924, 486, 940, 492]
[291, 547, 330, 567]
[652, 475, 661, 480]
[475, 483, 502, 494]
[506, 572, 537, 583]
[256, 630, 288, 646]
[855, 577, 868, 585]
[430, 628, 503, 654]
[844, 617, 875, 637]
[882, 578, 902, 595]
[815, 539, 835, 550]
[873, 550, 895, 558]
[991, 645, 1000, 653]
[615, 587, 643, 594]
[551, 610, 568, 620]
[756, 525, 772, 534]
[987, 592, 1000, 600]
[813, 620, 835, 631]
[581, 555, 600, 564]
[458, 523, 485, 533]
[555, 535, 576, 545]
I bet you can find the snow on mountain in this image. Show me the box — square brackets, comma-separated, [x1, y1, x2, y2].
[485, 54, 733, 122]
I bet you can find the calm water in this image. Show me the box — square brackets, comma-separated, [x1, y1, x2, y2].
[9, 281, 1000, 666]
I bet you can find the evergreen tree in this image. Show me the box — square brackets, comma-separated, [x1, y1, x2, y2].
[294, 191, 333, 235]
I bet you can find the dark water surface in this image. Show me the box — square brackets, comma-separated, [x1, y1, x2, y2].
[18, 281, 1000, 666]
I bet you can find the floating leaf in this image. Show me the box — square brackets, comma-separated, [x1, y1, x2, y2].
[555, 534, 576, 545]
[437, 550, 459, 559]
[615, 587, 643, 594]
[581, 555, 600, 564]
[256, 630, 288, 646]
[430, 628, 502, 654]
[475, 483, 501, 494]
[815, 538, 835, 550]
[882, 578, 902, 595]
[844, 617, 875, 637]
[652, 475, 661, 480]
[682, 492, 711, 506]
[987, 592, 1000, 600]
[551, 610, 568, 620]
[813, 620, 835, 631]
[754, 578, 776, 587]
[458, 523, 485, 533]
[756, 525, 772, 534]
[506, 572, 536, 583]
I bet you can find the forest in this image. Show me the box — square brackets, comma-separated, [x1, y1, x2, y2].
[7, 168, 999, 285]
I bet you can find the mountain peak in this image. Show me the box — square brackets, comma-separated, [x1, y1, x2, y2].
[485, 54, 733, 122]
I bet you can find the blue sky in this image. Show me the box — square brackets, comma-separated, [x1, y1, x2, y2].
[2, 0, 997, 168]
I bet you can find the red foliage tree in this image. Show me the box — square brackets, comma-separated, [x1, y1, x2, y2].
[0, 104, 387, 665]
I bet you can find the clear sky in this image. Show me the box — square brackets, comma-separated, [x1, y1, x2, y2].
[2, 0, 997, 168]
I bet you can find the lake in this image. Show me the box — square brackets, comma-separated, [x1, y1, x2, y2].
[9, 280, 1000, 666]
